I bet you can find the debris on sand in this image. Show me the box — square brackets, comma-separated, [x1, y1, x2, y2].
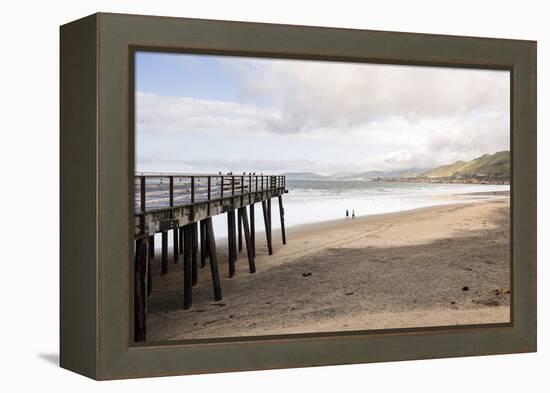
[474, 299, 500, 307]
[302, 272, 312, 277]
[462, 286, 469, 291]
[493, 288, 511, 296]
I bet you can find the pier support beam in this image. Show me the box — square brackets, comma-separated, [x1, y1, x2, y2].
[179, 225, 183, 255]
[278, 195, 287, 245]
[134, 237, 149, 342]
[191, 222, 198, 286]
[173, 228, 179, 263]
[239, 207, 256, 273]
[238, 212, 243, 252]
[205, 217, 223, 301]
[200, 220, 207, 268]
[161, 231, 168, 275]
[262, 200, 273, 255]
[149, 235, 155, 259]
[227, 210, 236, 277]
[182, 225, 192, 310]
[250, 203, 255, 257]
[268, 198, 272, 227]
[147, 237, 153, 296]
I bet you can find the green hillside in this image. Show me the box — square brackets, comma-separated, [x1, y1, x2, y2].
[423, 151, 510, 178]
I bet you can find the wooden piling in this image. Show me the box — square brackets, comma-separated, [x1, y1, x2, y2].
[262, 200, 273, 255]
[227, 210, 236, 277]
[161, 231, 168, 275]
[179, 225, 183, 255]
[134, 237, 148, 342]
[173, 228, 179, 263]
[205, 218, 223, 301]
[149, 234, 155, 259]
[278, 195, 287, 245]
[268, 198, 272, 227]
[200, 220, 207, 268]
[238, 210, 243, 252]
[182, 225, 192, 310]
[267, 198, 273, 252]
[191, 222, 198, 286]
[239, 207, 256, 273]
[250, 203, 255, 257]
[147, 237, 152, 296]
[147, 258, 152, 297]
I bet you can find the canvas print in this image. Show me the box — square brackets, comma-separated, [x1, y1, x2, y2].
[133, 52, 510, 343]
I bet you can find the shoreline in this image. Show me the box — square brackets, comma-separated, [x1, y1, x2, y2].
[280, 191, 509, 236]
[147, 197, 510, 341]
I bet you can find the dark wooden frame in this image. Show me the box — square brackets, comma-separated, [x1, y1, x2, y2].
[60, 12, 536, 380]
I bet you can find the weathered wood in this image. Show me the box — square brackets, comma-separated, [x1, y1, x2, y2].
[161, 231, 168, 275]
[135, 174, 287, 236]
[205, 218, 223, 301]
[238, 210, 243, 252]
[140, 176, 146, 213]
[149, 234, 155, 258]
[239, 207, 256, 273]
[278, 195, 287, 245]
[173, 228, 179, 263]
[250, 203, 255, 257]
[200, 220, 207, 268]
[134, 238, 148, 342]
[169, 176, 174, 206]
[191, 222, 198, 286]
[227, 210, 236, 277]
[262, 200, 273, 255]
[267, 198, 273, 253]
[182, 225, 192, 310]
[179, 225, 183, 255]
[267, 198, 272, 227]
[147, 253, 152, 297]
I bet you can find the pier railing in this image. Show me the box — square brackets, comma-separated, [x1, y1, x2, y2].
[132, 172, 288, 341]
[134, 174, 286, 213]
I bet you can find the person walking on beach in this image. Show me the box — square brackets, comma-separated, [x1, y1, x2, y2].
[345, 209, 349, 220]
[352, 209, 356, 220]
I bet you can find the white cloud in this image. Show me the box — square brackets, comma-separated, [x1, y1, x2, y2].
[136, 58, 510, 173]
[136, 92, 281, 137]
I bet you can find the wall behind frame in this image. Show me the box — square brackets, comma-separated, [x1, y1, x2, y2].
[1, 0, 546, 391]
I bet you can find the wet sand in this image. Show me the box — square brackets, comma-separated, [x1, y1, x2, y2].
[147, 197, 510, 342]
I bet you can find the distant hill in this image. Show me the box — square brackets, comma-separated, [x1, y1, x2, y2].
[283, 172, 328, 180]
[283, 152, 509, 182]
[331, 168, 431, 180]
[284, 168, 432, 181]
[422, 151, 510, 178]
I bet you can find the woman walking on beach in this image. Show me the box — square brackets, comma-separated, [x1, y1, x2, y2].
[352, 209, 355, 220]
[346, 209, 349, 220]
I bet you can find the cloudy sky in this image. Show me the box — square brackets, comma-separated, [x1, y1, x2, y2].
[135, 51, 509, 175]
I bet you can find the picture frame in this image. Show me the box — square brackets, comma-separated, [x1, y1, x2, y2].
[60, 12, 536, 380]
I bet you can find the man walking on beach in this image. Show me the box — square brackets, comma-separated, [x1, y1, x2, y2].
[346, 209, 349, 220]
[352, 209, 356, 220]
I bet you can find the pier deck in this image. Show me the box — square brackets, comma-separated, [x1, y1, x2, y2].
[133, 173, 288, 341]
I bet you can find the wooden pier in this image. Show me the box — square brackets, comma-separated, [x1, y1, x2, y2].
[133, 173, 288, 341]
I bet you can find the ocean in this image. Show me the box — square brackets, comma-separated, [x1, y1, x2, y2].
[206, 180, 510, 241]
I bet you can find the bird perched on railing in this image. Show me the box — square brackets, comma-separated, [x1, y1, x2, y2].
[218, 171, 222, 175]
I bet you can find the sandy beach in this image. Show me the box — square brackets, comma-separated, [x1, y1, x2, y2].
[147, 196, 510, 341]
